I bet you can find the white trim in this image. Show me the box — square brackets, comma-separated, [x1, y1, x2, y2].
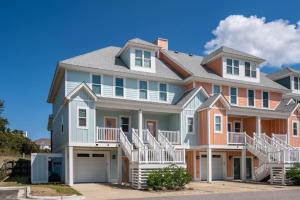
[261, 91, 269, 109]
[66, 82, 97, 101]
[229, 87, 238, 105]
[207, 111, 211, 146]
[214, 114, 222, 133]
[292, 120, 299, 137]
[182, 87, 210, 108]
[90, 74, 103, 96]
[186, 115, 195, 134]
[77, 107, 89, 129]
[114, 76, 126, 98]
[247, 89, 255, 107]
[138, 80, 149, 100]
[158, 82, 168, 102]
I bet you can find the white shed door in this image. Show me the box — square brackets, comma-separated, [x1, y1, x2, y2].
[74, 152, 107, 183]
[200, 155, 223, 180]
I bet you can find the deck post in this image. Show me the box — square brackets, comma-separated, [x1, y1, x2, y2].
[256, 116, 261, 136]
[68, 146, 74, 186]
[118, 147, 123, 184]
[138, 109, 143, 141]
[241, 148, 246, 181]
[207, 147, 212, 183]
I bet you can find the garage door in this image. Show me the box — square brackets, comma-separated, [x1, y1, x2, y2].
[74, 152, 107, 183]
[200, 155, 223, 181]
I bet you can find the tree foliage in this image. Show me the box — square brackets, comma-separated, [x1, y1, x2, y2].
[286, 163, 300, 185]
[0, 100, 8, 132]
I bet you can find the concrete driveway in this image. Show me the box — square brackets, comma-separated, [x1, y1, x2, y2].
[72, 181, 298, 200]
[0, 189, 19, 200]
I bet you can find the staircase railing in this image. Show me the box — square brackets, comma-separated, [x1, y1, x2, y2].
[254, 163, 269, 181]
[272, 134, 296, 150]
[258, 133, 285, 151]
[143, 129, 161, 149]
[227, 132, 246, 145]
[119, 128, 133, 160]
[132, 128, 145, 149]
[158, 130, 180, 145]
[157, 130, 174, 150]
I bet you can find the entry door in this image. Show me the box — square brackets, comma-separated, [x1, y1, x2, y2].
[104, 117, 117, 140]
[228, 123, 232, 132]
[246, 158, 252, 179]
[233, 157, 241, 180]
[146, 120, 157, 137]
[234, 122, 241, 132]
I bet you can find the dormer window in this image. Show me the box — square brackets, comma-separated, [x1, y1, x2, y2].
[245, 62, 256, 78]
[135, 49, 151, 68]
[226, 59, 239, 75]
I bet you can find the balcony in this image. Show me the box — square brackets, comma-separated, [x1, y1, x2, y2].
[158, 130, 180, 145]
[131, 149, 185, 164]
[96, 127, 120, 143]
[227, 132, 246, 145]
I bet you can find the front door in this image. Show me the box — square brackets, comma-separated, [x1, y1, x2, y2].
[104, 117, 117, 140]
[246, 158, 252, 179]
[233, 157, 241, 180]
[146, 120, 157, 137]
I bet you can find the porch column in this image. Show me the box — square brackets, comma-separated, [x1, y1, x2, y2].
[256, 116, 261, 136]
[138, 109, 143, 140]
[68, 146, 74, 186]
[207, 148, 212, 183]
[64, 147, 68, 184]
[241, 148, 247, 181]
[118, 147, 123, 184]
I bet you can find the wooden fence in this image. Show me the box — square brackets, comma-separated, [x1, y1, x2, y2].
[0, 159, 30, 181]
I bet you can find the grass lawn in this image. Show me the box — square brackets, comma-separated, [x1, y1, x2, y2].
[0, 176, 81, 196]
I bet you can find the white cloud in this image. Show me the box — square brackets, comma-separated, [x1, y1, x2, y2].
[205, 15, 300, 67]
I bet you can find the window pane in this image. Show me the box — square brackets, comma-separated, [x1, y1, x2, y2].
[213, 85, 220, 94]
[140, 90, 147, 99]
[116, 87, 124, 96]
[79, 118, 86, 127]
[144, 51, 151, 59]
[92, 84, 101, 95]
[230, 88, 237, 104]
[160, 84, 167, 92]
[245, 62, 251, 77]
[263, 92, 269, 108]
[140, 81, 147, 90]
[226, 59, 232, 66]
[92, 75, 101, 84]
[79, 109, 86, 117]
[227, 66, 232, 74]
[159, 92, 167, 101]
[135, 58, 142, 66]
[234, 60, 239, 67]
[293, 123, 298, 136]
[188, 118, 193, 132]
[294, 77, 299, 90]
[216, 124, 221, 131]
[234, 60, 239, 75]
[144, 59, 151, 67]
[248, 90, 254, 106]
[135, 50, 142, 58]
[215, 116, 221, 124]
[251, 70, 256, 78]
[116, 78, 123, 87]
[121, 117, 129, 132]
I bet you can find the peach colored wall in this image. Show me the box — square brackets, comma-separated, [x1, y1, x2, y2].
[209, 104, 227, 145]
[243, 117, 256, 137]
[261, 119, 287, 137]
[288, 114, 300, 147]
[185, 82, 193, 90]
[186, 151, 194, 178]
[195, 82, 212, 95]
[222, 85, 229, 100]
[269, 92, 282, 109]
[199, 110, 208, 145]
[255, 90, 262, 108]
[238, 88, 247, 107]
[196, 151, 200, 179]
[205, 58, 223, 76]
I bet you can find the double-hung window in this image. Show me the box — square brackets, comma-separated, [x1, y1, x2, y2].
[230, 87, 237, 104]
[294, 77, 299, 90]
[226, 59, 239, 75]
[293, 121, 298, 136]
[135, 49, 151, 68]
[187, 117, 194, 133]
[159, 83, 167, 101]
[139, 80, 147, 99]
[92, 75, 101, 95]
[135, 50, 143, 67]
[245, 62, 256, 78]
[214, 115, 222, 133]
[120, 117, 129, 133]
[115, 78, 124, 97]
[213, 85, 221, 95]
[78, 108, 87, 128]
[143, 51, 151, 68]
[262, 91, 269, 108]
[248, 90, 255, 107]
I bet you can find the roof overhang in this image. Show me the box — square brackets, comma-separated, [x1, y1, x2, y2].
[116, 40, 160, 57]
[181, 87, 210, 108]
[197, 94, 231, 112]
[65, 82, 97, 102]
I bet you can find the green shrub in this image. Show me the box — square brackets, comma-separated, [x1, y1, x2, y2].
[147, 164, 192, 190]
[286, 163, 300, 185]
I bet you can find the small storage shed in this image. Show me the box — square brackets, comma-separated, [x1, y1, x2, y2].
[31, 153, 63, 184]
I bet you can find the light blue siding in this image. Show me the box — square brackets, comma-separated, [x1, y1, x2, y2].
[69, 89, 96, 144]
[148, 81, 158, 101]
[181, 91, 206, 147]
[31, 154, 48, 183]
[52, 106, 69, 152]
[125, 79, 138, 99]
[66, 70, 90, 94]
[53, 75, 65, 115]
[168, 84, 184, 104]
[103, 75, 114, 97]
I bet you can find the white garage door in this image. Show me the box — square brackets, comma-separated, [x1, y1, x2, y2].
[200, 155, 223, 181]
[74, 152, 107, 183]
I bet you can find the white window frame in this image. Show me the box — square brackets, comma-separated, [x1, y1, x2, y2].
[233, 121, 242, 133]
[262, 91, 269, 109]
[135, 49, 151, 68]
[77, 107, 88, 129]
[139, 80, 148, 100]
[226, 58, 239, 75]
[114, 77, 125, 98]
[245, 61, 256, 78]
[213, 84, 221, 95]
[294, 76, 300, 90]
[247, 89, 255, 107]
[159, 83, 168, 102]
[292, 121, 299, 137]
[91, 74, 102, 96]
[214, 114, 222, 133]
[187, 116, 194, 134]
[229, 87, 238, 105]
[119, 116, 131, 133]
[227, 122, 232, 132]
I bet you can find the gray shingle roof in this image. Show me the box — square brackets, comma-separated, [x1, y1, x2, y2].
[128, 38, 158, 48]
[275, 98, 298, 113]
[163, 50, 287, 91]
[197, 94, 220, 110]
[174, 88, 199, 107]
[267, 67, 298, 80]
[60, 46, 182, 81]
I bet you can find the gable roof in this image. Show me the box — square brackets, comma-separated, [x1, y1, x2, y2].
[65, 82, 97, 101]
[202, 46, 265, 64]
[175, 87, 209, 107]
[116, 38, 159, 57]
[197, 93, 231, 111]
[267, 67, 299, 80]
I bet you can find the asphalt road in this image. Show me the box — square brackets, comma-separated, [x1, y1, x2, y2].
[0, 190, 18, 200]
[125, 189, 300, 200]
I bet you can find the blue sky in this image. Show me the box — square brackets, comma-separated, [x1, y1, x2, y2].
[1, 0, 300, 140]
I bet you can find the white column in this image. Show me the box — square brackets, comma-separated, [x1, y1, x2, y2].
[118, 147, 123, 184]
[138, 109, 143, 140]
[256, 116, 261, 136]
[207, 148, 212, 183]
[68, 146, 74, 186]
[64, 147, 68, 184]
[241, 148, 247, 181]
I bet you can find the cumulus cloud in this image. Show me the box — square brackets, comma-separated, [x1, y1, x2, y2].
[204, 15, 300, 67]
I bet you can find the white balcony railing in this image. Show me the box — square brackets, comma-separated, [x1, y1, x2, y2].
[227, 132, 245, 145]
[131, 148, 185, 164]
[158, 130, 180, 144]
[96, 127, 120, 142]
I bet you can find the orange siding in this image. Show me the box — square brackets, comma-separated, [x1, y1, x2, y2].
[289, 114, 300, 147]
[243, 117, 256, 136]
[261, 119, 287, 137]
[269, 92, 282, 109]
[205, 58, 223, 76]
[238, 88, 247, 106]
[199, 110, 208, 145]
[209, 104, 227, 145]
[222, 85, 229, 101]
[255, 90, 262, 108]
[185, 82, 194, 90]
[196, 151, 200, 179]
[122, 157, 129, 183]
[195, 82, 212, 95]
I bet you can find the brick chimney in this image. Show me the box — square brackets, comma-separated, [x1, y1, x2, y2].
[154, 38, 168, 50]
